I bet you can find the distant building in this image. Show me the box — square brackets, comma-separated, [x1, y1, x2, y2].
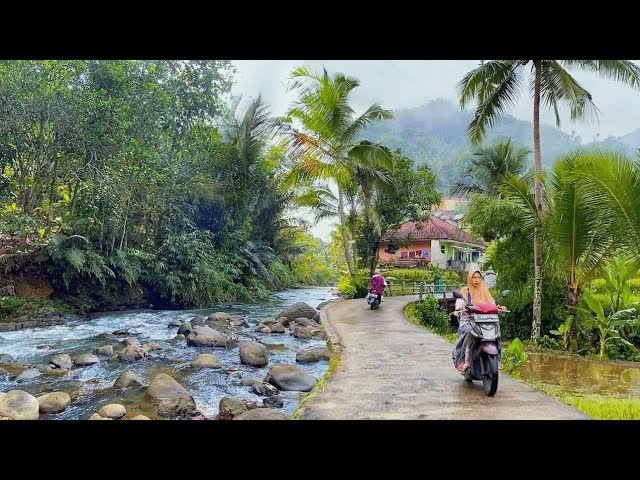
[379, 217, 486, 273]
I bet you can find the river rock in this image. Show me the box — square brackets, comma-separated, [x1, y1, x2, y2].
[265, 364, 317, 392]
[0, 390, 40, 420]
[49, 353, 72, 370]
[38, 392, 71, 413]
[276, 302, 317, 321]
[234, 408, 289, 420]
[239, 342, 269, 367]
[191, 353, 221, 369]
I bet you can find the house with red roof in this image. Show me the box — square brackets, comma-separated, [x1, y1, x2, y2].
[379, 216, 486, 272]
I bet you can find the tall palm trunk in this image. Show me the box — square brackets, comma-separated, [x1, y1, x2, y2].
[337, 183, 355, 276]
[531, 61, 543, 343]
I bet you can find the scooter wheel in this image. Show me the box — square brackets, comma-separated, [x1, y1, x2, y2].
[483, 355, 499, 396]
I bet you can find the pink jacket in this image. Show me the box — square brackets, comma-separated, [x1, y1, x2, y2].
[370, 274, 386, 293]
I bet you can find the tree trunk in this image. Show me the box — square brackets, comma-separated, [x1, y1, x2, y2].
[337, 184, 355, 276]
[567, 282, 580, 352]
[531, 61, 543, 344]
[349, 207, 358, 271]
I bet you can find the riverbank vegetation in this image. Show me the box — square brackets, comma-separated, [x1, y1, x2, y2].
[0, 61, 337, 319]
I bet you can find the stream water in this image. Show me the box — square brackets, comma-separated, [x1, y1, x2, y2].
[0, 287, 335, 419]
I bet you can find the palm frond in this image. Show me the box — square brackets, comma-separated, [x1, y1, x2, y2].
[498, 172, 538, 231]
[542, 61, 599, 126]
[341, 104, 394, 144]
[464, 61, 523, 144]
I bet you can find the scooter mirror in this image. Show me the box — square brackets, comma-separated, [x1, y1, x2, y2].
[452, 289, 463, 299]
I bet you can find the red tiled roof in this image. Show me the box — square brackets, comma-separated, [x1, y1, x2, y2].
[382, 216, 486, 247]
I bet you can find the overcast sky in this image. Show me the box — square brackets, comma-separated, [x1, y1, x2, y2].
[231, 60, 640, 240]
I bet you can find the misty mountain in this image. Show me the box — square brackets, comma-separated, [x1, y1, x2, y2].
[363, 99, 639, 192]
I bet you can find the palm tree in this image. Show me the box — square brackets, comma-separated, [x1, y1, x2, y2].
[459, 60, 640, 343]
[276, 66, 395, 276]
[500, 151, 640, 349]
[451, 139, 531, 197]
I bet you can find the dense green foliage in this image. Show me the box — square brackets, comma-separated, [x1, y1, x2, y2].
[0, 60, 335, 311]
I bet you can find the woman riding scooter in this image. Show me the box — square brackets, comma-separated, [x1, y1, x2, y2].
[453, 270, 506, 372]
[369, 269, 388, 301]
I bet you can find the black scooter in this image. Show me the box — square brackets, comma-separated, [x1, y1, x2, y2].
[452, 289, 509, 396]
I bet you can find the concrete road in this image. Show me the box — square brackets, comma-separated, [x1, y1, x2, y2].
[296, 295, 589, 420]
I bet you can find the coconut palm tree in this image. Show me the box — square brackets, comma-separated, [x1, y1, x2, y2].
[451, 139, 531, 197]
[500, 151, 640, 349]
[459, 60, 640, 342]
[276, 66, 395, 276]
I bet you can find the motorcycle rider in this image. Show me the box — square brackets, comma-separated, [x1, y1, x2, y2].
[453, 270, 506, 372]
[369, 268, 388, 302]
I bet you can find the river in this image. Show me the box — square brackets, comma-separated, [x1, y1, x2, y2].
[0, 287, 335, 419]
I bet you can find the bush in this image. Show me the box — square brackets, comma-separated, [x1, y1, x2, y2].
[411, 296, 453, 335]
[337, 270, 370, 299]
[0, 296, 75, 320]
[501, 338, 529, 377]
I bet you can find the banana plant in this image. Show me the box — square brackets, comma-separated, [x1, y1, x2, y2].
[550, 315, 574, 351]
[577, 293, 639, 359]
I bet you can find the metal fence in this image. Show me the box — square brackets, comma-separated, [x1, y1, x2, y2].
[385, 282, 463, 300]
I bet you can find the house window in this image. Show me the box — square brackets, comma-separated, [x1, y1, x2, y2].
[400, 251, 408, 258]
[441, 246, 445, 255]
[454, 250, 463, 261]
[472, 251, 480, 261]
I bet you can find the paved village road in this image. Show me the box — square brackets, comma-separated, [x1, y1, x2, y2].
[296, 296, 589, 420]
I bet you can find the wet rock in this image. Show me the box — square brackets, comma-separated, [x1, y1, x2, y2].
[174, 334, 186, 340]
[142, 342, 162, 352]
[207, 312, 231, 322]
[234, 408, 289, 420]
[268, 323, 286, 334]
[98, 404, 126, 419]
[191, 353, 221, 369]
[239, 376, 263, 386]
[262, 395, 284, 409]
[0, 390, 40, 420]
[250, 382, 279, 397]
[239, 342, 268, 367]
[265, 364, 317, 392]
[276, 302, 317, 321]
[157, 397, 197, 418]
[257, 317, 278, 327]
[118, 345, 148, 362]
[16, 368, 41, 382]
[122, 337, 141, 347]
[291, 317, 317, 328]
[218, 396, 247, 420]
[190, 316, 207, 326]
[113, 370, 146, 389]
[0, 353, 16, 364]
[36, 344, 54, 350]
[95, 345, 114, 356]
[230, 318, 249, 328]
[277, 316, 292, 327]
[146, 373, 197, 418]
[186, 327, 229, 347]
[49, 353, 72, 370]
[296, 351, 320, 363]
[313, 312, 321, 323]
[130, 415, 150, 420]
[168, 319, 182, 328]
[38, 392, 71, 413]
[291, 325, 313, 339]
[73, 354, 100, 367]
[306, 346, 330, 361]
[89, 413, 111, 420]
